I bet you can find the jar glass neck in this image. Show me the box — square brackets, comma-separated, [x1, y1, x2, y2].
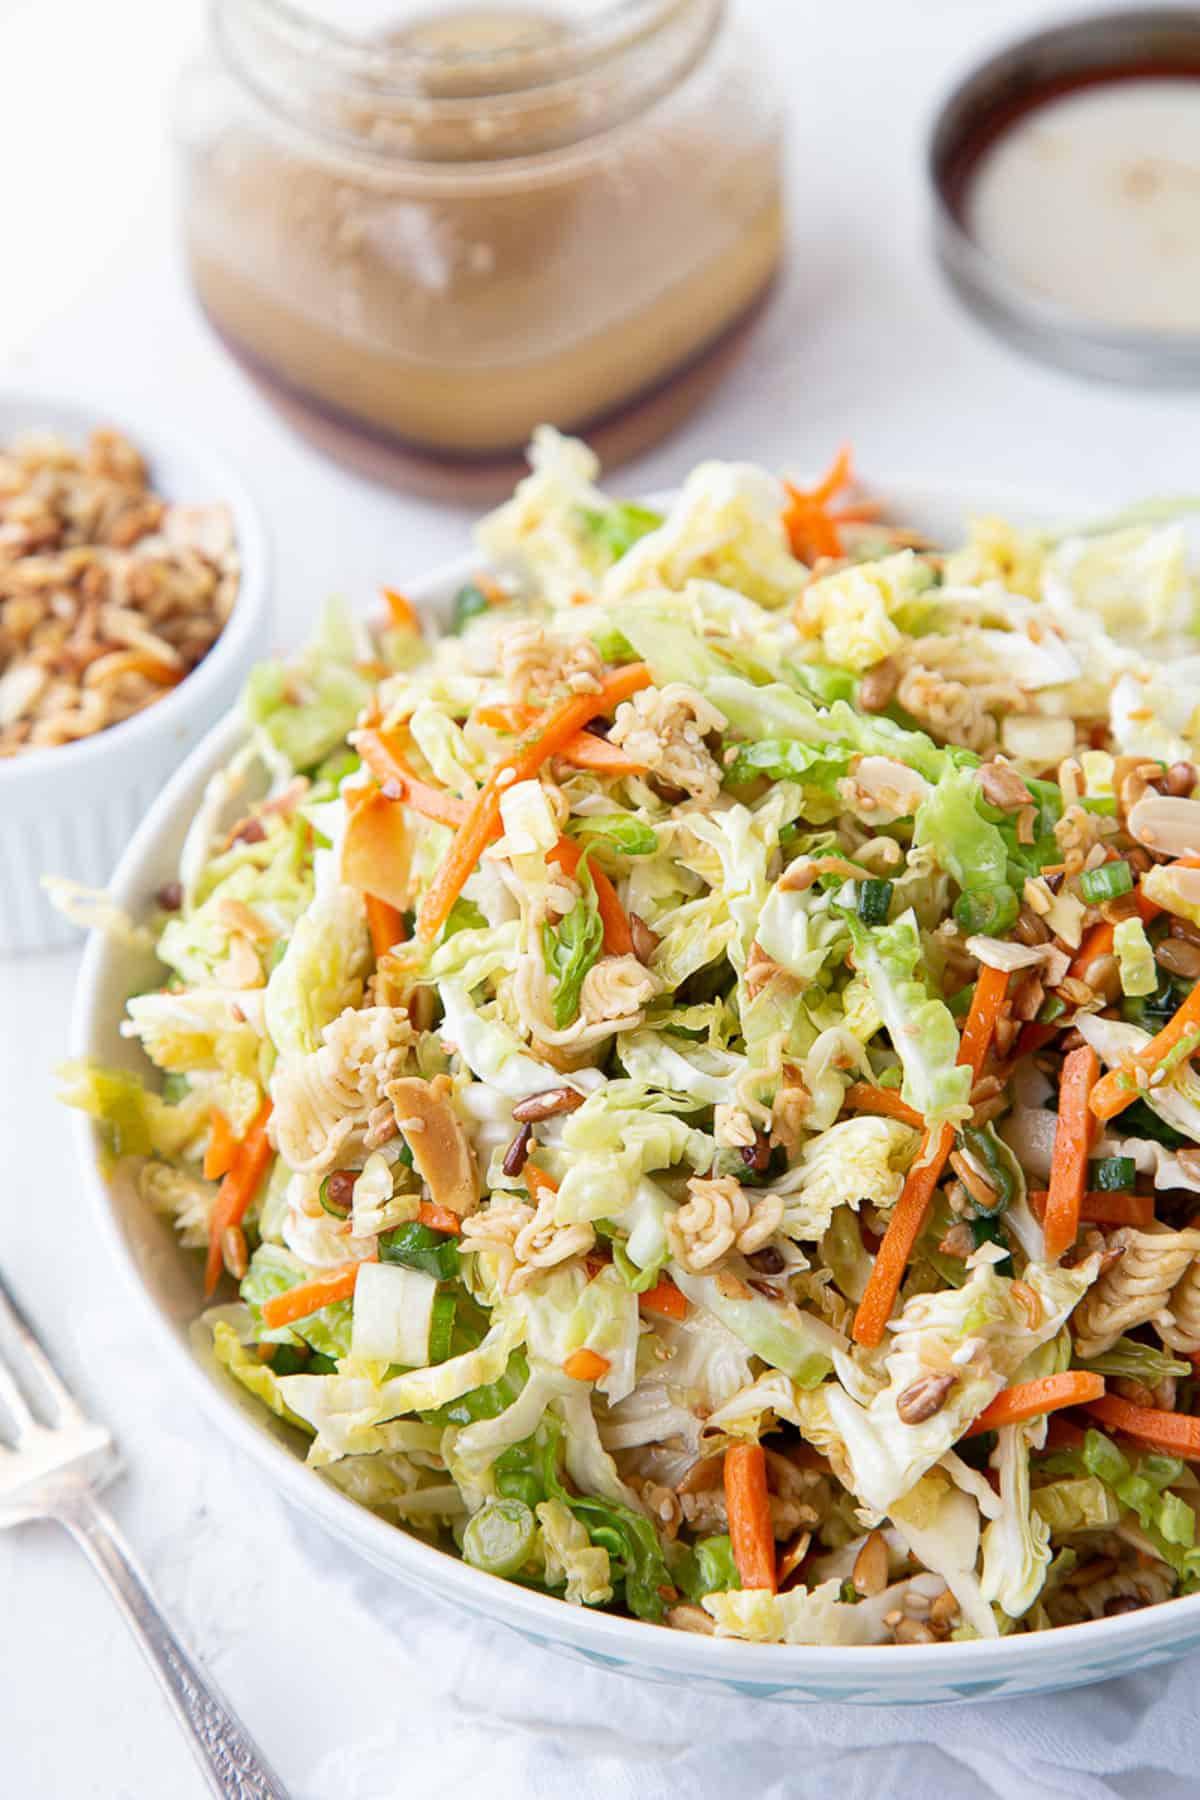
[214, 0, 724, 162]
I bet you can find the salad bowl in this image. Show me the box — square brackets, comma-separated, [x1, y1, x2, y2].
[69, 473, 1200, 1704]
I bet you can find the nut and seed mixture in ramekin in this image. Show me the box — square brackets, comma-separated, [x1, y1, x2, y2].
[0, 427, 239, 757]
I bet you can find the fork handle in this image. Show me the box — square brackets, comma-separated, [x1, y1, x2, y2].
[59, 1488, 289, 1800]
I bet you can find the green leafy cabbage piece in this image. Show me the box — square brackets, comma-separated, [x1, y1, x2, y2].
[542, 855, 604, 1027]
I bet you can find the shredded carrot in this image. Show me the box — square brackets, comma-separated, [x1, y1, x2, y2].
[523, 1163, 559, 1202]
[782, 446, 854, 564]
[356, 729, 469, 828]
[1042, 1045, 1098, 1262]
[261, 1257, 369, 1330]
[556, 733, 647, 777]
[957, 963, 1011, 1080]
[382, 587, 421, 633]
[205, 1099, 274, 1295]
[474, 703, 539, 733]
[724, 1443, 776, 1593]
[416, 663, 652, 943]
[562, 1348, 611, 1382]
[1090, 982, 1200, 1124]
[966, 1371, 1106, 1437]
[203, 1107, 236, 1182]
[1030, 1188, 1154, 1229]
[852, 966, 1008, 1347]
[365, 894, 408, 959]
[1067, 920, 1115, 984]
[548, 836, 635, 957]
[842, 1082, 925, 1130]
[638, 1276, 688, 1321]
[475, 574, 509, 606]
[1086, 1393, 1200, 1459]
[808, 445, 854, 506]
[418, 1201, 463, 1236]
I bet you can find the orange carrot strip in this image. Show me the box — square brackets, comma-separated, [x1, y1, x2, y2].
[203, 1107, 236, 1182]
[724, 1443, 776, 1593]
[965, 1371, 1106, 1437]
[563, 1348, 611, 1382]
[638, 1276, 688, 1322]
[417, 1201, 463, 1236]
[356, 729, 469, 829]
[1029, 1188, 1154, 1229]
[852, 966, 1009, 1347]
[382, 587, 420, 632]
[205, 1099, 274, 1295]
[524, 1163, 559, 1202]
[1090, 983, 1200, 1124]
[557, 733, 648, 777]
[366, 894, 408, 959]
[416, 663, 652, 943]
[782, 446, 854, 563]
[548, 835, 635, 957]
[1085, 1393, 1200, 1459]
[842, 1082, 925, 1130]
[808, 444, 854, 505]
[474, 703, 539, 733]
[957, 963, 1011, 1081]
[1043, 1045, 1098, 1262]
[1068, 920, 1115, 985]
[261, 1258, 368, 1330]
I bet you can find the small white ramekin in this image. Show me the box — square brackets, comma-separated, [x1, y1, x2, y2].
[0, 391, 270, 953]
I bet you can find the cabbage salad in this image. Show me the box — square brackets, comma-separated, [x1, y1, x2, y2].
[64, 430, 1200, 1645]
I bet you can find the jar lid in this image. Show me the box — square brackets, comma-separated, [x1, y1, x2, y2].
[930, 7, 1200, 383]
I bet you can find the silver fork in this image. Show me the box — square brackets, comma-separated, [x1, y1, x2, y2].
[0, 1269, 288, 1800]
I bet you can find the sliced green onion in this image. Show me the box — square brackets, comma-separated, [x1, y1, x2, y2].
[1093, 1154, 1137, 1191]
[378, 1221, 460, 1282]
[857, 878, 894, 926]
[1079, 862, 1134, 904]
[462, 1498, 537, 1578]
[1037, 994, 1068, 1025]
[428, 1292, 457, 1364]
[450, 582, 492, 634]
[953, 888, 1020, 935]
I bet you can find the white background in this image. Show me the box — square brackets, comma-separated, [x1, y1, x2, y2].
[2, 1, 1199, 1795]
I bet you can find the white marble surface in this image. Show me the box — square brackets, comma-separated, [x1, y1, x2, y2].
[4, 1, 1200, 1795]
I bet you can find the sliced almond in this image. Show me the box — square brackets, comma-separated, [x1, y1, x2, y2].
[1127, 794, 1200, 859]
[385, 1076, 478, 1216]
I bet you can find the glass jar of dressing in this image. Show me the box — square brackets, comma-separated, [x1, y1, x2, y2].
[175, 0, 784, 498]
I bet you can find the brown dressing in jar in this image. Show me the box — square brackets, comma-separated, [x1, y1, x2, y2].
[177, 1, 784, 498]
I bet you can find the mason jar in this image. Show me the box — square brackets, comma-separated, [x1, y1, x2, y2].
[174, 0, 784, 499]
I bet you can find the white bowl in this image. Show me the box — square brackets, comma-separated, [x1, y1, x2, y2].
[0, 390, 270, 953]
[70, 475, 1200, 1703]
